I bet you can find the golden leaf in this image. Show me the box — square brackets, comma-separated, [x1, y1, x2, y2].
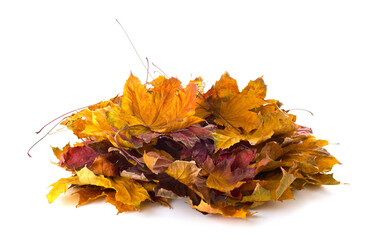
[212, 129, 246, 150]
[74, 186, 137, 213]
[240, 183, 272, 202]
[213, 94, 262, 133]
[47, 167, 150, 206]
[165, 160, 201, 186]
[241, 76, 267, 98]
[51, 143, 70, 159]
[190, 200, 250, 220]
[273, 168, 296, 200]
[74, 186, 109, 206]
[46, 175, 80, 203]
[213, 72, 239, 100]
[119, 74, 204, 133]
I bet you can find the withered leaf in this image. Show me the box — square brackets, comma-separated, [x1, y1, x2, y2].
[118, 74, 204, 133]
[89, 156, 119, 177]
[58, 145, 99, 170]
[143, 151, 173, 174]
[165, 160, 201, 186]
[51, 143, 70, 160]
[190, 200, 251, 220]
[47, 167, 150, 206]
[171, 124, 214, 148]
[273, 168, 297, 200]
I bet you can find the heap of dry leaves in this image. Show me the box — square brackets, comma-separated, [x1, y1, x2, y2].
[47, 72, 340, 219]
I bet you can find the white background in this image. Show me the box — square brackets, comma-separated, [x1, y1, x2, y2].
[1, 0, 367, 239]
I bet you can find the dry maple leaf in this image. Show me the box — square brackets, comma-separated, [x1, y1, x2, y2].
[111, 74, 204, 133]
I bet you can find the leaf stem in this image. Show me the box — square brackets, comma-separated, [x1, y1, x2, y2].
[115, 19, 153, 81]
[152, 62, 169, 78]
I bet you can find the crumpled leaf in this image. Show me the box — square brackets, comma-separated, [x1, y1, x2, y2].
[180, 138, 215, 163]
[190, 200, 251, 220]
[155, 173, 201, 206]
[62, 104, 120, 145]
[203, 147, 256, 192]
[58, 145, 99, 170]
[74, 186, 109, 206]
[196, 73, 297, 147]
[171, 124, 214, 148]
[47, 167, 150, 206]
[51, 143, 70, 159]
[240, 183, 272, 202]
[47, 175, 80, 203]
[165, 160, 201, 186]
[272, 168, 297, 200]
[143, 151, 173, 174]
[89, 156, 119, 177]
[74, 186, 137, 214]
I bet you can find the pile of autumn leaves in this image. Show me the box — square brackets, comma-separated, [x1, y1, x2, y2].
[48, 73, 340, 219]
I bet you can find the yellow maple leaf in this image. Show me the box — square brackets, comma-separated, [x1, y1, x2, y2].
[165, 160, 201, 186]
[241, 76, 267, 98]
[46, 175, 80, 203]
[213, 94, 262, 133]
[117, 74, 204, 133]
[196, 73, 297, 148]
[47, 167, 150, 206]
[213, 72, 239, 100]
[61, 100, 117, 140]
[212, 129, 246, 150]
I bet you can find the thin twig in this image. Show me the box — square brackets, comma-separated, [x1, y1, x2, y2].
[152, 62, 169, 78]
[115, 19, 153, 80]
[35, 105, 90, 134]
[288, 108, 314, 116]
[145, 57, 150, 85]
[28, 118, 65, 157]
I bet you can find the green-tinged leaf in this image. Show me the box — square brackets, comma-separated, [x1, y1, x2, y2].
[76, 167, 112, 187]
[315, 156, 341, 173]
[110, 177, 150, 206]
[241, 183, 271, 202]
[51, 143, 70, 159]
[241, 76, 267, 98]
[305, 173, 340, 185]
[212, 130, 244, 150]
[274, 168, 296, 200]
